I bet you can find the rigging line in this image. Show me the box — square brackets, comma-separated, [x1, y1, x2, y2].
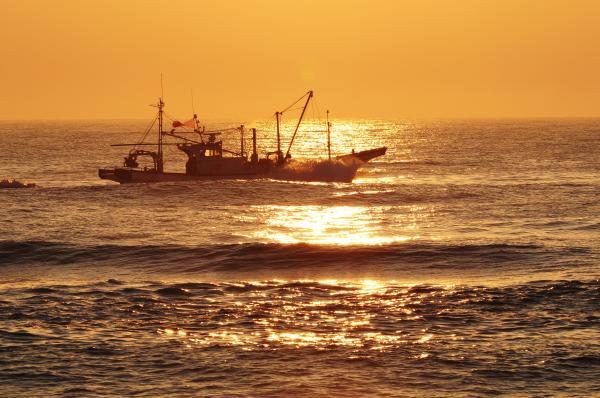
[162, 112, 195, 133]
[281, 106, 305, 113]
[311, 98, 327, 157]
[135, 113, 158, 148]
[280, 91, 311, 114]
[260, 116, 275, 150]
[164, 112, 192, 126]
[251, 110, 277, 148]
[285, 91, 313, 157]
[163, 131, 201, 144]
[202, 127, 239, 134]
[311, 104, 321, 132]
[163, 111, 184, 122]
[312, 96, 323, 122]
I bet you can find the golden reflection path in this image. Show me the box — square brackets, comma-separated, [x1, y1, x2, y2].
[156, 280, 458, 355]
[247, 205, 431, 245]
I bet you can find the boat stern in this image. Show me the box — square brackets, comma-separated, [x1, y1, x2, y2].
[98, 168, 119, 183]
[98, 167, 142, 183]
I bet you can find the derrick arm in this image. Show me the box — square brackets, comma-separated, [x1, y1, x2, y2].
[285, 90, 313, 160]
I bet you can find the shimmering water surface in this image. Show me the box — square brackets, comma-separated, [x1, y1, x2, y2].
[1, 118, 599, 397]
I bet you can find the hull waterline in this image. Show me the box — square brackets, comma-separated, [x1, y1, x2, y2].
[99, 147, 387, 184]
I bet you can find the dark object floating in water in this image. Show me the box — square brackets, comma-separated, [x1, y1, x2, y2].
[0, 179, 37, 189]
[99, 90, 386, 184]
[155, 287, 194, 297]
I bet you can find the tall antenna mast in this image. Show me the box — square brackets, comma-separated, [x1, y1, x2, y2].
[157, 97, 164, 173]
[327, 110, 331, 161]
[276, 111, 282, 164]
[191, 88, 196, 115]
[191, 88, 201, 134]
[160, 73, 164, 99]
[158, 73, 164, 173]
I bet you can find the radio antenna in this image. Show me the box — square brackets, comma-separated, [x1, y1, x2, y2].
[160, 73, 164, 100]
[191, 88, 196, 115]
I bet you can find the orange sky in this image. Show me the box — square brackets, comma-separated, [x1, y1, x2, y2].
[2, 0, 600, 119]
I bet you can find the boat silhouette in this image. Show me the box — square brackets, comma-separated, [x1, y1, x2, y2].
[99, 91, 386, 183]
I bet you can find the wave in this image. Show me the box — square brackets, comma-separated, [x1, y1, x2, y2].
[1, 275, 597, 397]
[9, 278, 600, 301]
[572, 222, 600, 231]
[384, 160, 445, 166]
[0, 240, 572, 275]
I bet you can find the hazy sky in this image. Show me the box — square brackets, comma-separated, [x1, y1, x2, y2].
[2, 0, 600, 119]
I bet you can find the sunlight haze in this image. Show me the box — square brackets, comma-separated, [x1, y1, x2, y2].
[2, 0, 600, 119]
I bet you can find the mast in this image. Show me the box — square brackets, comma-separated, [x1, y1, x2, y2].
[285, 90, 313, 161]
[276, 111, 282, 164]
[327, 109, 331, 161]
[157, 98, 164, 172]
[251, 128, 258, 164]
[240, 124, 245, 158]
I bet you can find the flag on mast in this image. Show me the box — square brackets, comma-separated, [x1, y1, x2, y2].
[172, 115, 196, 128]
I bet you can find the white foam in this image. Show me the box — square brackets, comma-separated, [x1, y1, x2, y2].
[268, 158, 364, 183]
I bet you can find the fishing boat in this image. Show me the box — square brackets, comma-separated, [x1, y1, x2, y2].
[98, 91, 386, 184]
[0, 179, 36, 189]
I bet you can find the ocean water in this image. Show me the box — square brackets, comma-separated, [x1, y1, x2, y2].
[0, 118, 599, 397]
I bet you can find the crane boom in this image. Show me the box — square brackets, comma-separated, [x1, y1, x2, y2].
[284, 90, 313, 161]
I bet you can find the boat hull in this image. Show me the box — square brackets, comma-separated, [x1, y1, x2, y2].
[99, 146, 388, 184]
[98, 168, 265, 184]
[336, 146, 387, 164]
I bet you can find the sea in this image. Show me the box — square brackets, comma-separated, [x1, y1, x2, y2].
[0, 118, 599, 397]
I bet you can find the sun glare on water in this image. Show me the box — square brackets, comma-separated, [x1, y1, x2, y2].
[249, 205, 426, 245]
[155, 279, 450, 354]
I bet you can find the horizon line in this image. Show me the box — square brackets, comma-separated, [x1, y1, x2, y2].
[3, 115, 600, 122]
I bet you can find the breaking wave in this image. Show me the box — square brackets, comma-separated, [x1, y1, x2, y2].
[267, 159, 362, 183]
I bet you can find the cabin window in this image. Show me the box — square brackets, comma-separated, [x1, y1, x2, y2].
[207, 149, 221, 157]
